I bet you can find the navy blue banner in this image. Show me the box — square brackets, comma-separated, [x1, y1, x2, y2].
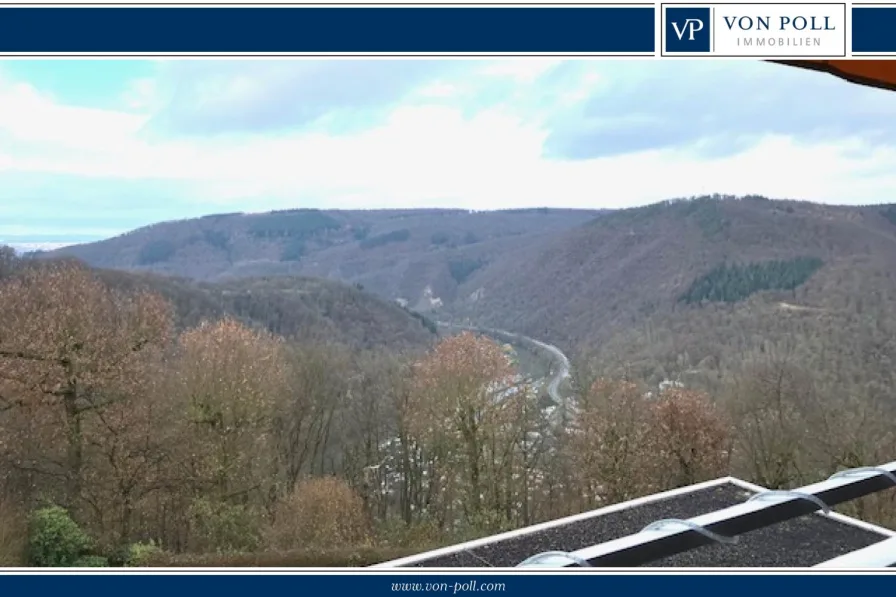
[0, 573, 895, 595]
[0, 5, 655, 55]
[852, 5, 896, 53]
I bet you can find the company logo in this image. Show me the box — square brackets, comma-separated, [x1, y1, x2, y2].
[665, 7, 711, 53]
[663, 3, 845, 57]
[672, 18, 703, 41]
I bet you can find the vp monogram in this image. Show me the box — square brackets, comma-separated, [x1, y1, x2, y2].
[671, 18, 705, 41]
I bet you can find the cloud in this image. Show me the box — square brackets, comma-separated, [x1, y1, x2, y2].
[145, 60, 470, 136]
[142, 59, 572, 137]
[3, 59, 896, 244]
[542, 61, 896, 160]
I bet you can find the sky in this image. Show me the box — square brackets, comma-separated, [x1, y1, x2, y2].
[2, 58, 896, 247]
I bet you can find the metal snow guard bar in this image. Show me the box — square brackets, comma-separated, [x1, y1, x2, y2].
[563, 461, 896, 567]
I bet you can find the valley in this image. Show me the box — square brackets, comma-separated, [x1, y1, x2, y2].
[6, 194, 896, 566]
[43, 195, 896, 398]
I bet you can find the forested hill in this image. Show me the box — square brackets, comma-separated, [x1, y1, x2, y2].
[45, 207, 602, 312]
[103, 270, 437, 352]
[37, 196, 896, 399]
[6, 197, 896, 566]
[3, 249, 436, 353]
[445, 196, 896, 398]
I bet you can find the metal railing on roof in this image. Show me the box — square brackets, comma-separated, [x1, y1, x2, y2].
[518, 461, 896, 568]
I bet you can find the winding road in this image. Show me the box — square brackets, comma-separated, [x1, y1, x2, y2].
[435, 321, 571, 405]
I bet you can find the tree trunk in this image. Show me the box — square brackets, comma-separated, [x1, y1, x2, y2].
[63, 385, 83, 510]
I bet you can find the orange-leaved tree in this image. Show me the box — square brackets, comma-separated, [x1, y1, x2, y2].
[647, 387, 732, 489]
[0, 260, 173, 515]
[408, 332, 522, 526]
[568, 378, 652, 507]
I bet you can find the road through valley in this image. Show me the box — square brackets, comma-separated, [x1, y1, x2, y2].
[435, 321, 571, 405]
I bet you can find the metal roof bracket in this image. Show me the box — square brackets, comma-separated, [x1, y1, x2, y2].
[642, 518, 738, 545]
[747, 490, 831, 514]
[829, 466, 896, 487]
[517, 551, 593, 567]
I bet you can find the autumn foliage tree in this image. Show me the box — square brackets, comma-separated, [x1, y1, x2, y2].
[568, 378, 652, 507]
[265, 476, 370, 550]
[408, 332, 525, 528]
[4, 246, 896, 564]
[173, 319, 288, 520]
[0, 261, 173, 516]
[647, 388, 732, 488]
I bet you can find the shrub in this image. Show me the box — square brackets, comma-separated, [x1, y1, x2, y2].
[127, 540, 164, 567]
[188, 499, 262, 553]
[265, 477, 370, 550]
[28, 506, 92, 567]
[374, 518, 445, 549]
[72, 555, 109, 567]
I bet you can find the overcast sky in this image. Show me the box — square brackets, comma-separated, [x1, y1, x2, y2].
[3, 59, 896, 245]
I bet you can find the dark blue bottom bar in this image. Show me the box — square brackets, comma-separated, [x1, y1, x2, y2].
[0, 574, 893, 597]
[0, 6, 655, 54]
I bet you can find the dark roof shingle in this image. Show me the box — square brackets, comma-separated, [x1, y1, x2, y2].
[391, 480, 892, 568]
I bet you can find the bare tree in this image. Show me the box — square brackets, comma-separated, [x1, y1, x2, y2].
[647, 388, 732, 489]
[568, 378, 652, 507]
[274, 343, 350, 487]
[173, 318, 287, 511]
[0, 261, 173, 513]
[725, 353, 814, 489]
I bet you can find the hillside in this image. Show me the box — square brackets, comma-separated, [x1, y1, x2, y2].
[47, 208, 602, 312]
[8, 197, 896, 566]
[6, 253, 437, 353]
[41, 197, 896, 397]
[101, 270, 438, 352]
[446, 196, 896, 395]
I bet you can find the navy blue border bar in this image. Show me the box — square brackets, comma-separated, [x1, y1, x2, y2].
[1, 573, 896, 596]
[852, 4, 896, 54]
[0, 4, 656, 55]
